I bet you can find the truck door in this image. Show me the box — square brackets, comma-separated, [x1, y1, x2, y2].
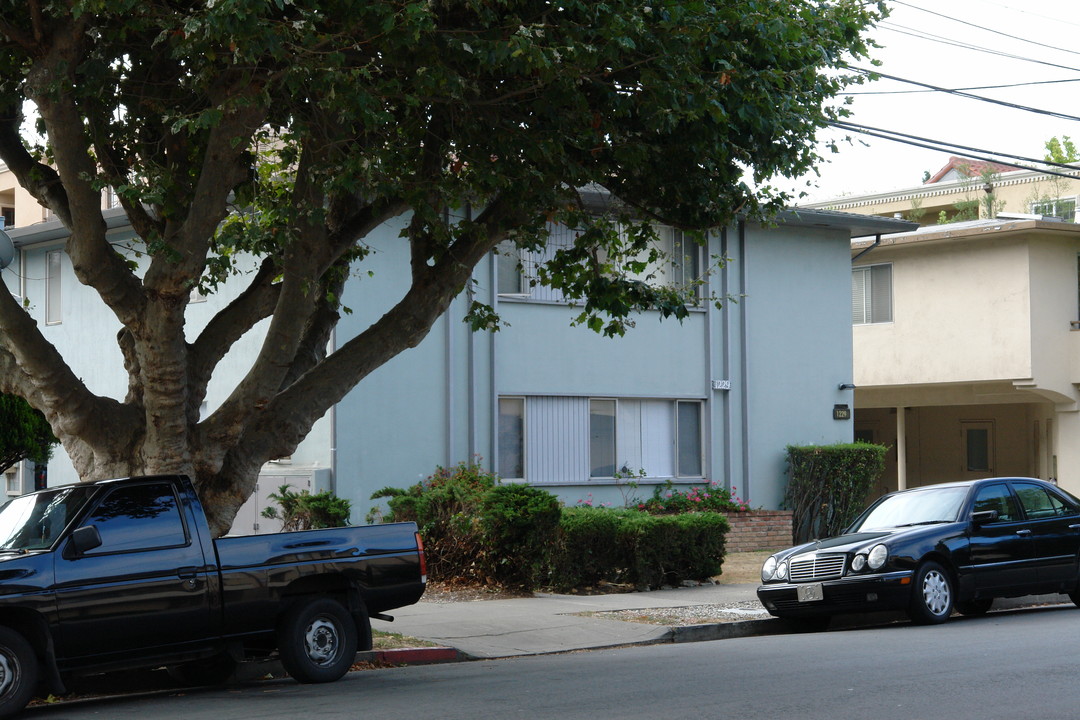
[52, 480, 214, 661]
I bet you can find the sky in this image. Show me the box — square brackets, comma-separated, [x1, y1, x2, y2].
[785, 0, 1080, 204]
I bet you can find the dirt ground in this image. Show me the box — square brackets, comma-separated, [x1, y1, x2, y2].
[713, 550, 772, 585]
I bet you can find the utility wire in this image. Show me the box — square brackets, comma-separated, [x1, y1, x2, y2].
[829, 121, 1080, 181]
[889, 0, 1080, 57]
[847, 66, 1080, 123]
[848, 77, 1080, 96]
[879, 23, 1080, 74]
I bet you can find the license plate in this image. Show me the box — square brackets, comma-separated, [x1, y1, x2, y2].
[797, 583, 823, 602]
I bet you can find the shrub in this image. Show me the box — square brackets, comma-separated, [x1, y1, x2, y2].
[550, 507, 728, 591]
[635, 480, 748, 515]
[785, 442, 887, 544]
[261, 485, 351, 531]
[480, 484, 562, 587]
[371, 460, 499, 584]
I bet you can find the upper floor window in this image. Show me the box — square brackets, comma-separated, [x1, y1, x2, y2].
[495, 223, 703, 302]
[852, 263, 892, 325]
[1, 207, 13, 229]
[46, 250, 62, 325]
[1031, 197, 1076, 222]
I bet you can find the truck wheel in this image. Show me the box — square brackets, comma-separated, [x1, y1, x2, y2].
[278, 598, 357, 684]
[167, 653, 238, 686]
[0, 627, 37, 719]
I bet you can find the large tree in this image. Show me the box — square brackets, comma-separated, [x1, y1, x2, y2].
[0, 0, 884, 535]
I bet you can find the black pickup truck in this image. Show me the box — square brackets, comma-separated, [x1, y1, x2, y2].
[0, 474, 426, 717]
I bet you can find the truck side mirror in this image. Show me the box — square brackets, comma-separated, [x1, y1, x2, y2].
[69, 525, 102, 555]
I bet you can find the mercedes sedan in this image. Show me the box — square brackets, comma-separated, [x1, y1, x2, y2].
[757, 477, 1080, 627]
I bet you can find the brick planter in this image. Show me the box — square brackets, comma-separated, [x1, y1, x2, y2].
[724, 510, 792, 552]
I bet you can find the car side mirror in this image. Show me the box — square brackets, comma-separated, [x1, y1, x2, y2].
[971, 510, 999, 525]
[69, 525, 102, 555]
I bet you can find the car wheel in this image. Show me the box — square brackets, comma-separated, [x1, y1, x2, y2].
[0, 626, 37, 719]
[167, 652, 238, 686]
[909, 561, 954, 624]
[278, 598, 358, 684]
[955, 598, 993, 617]
[1069, 587, 1080, 609]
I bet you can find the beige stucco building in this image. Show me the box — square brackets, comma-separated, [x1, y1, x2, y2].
[810, 157, 1080, 227]
[845, 216, 1080, 499]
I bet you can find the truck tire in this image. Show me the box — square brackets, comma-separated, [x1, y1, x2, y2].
[0, 627, 37, 719]
[278, 598, 357, 684]
[167, 653, 238, 686]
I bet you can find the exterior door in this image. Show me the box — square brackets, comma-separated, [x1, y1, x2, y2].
[52, 481, 213, 661]
[967, 482, 1035, 593]
[1011, 481, 1080, 588]
[961, 421, 995, 480]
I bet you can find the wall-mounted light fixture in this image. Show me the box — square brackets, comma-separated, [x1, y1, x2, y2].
[838, 383, 857, 390]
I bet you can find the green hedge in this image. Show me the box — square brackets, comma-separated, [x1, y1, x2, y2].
[373, 462, 729, 591]
[785, 442, 887, 544]
[550, 508, 728, 591]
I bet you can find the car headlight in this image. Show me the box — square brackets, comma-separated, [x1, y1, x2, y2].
[851, 554, 867, 572]
[775, 560, 788, 581]
[867, 544, 888, 570]
[761, 556, 777, 582]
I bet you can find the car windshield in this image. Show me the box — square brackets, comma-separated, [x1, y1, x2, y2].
[852, 487, 969, 531]
[0, 486, 96, 552]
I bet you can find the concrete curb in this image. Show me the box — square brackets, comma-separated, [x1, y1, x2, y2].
[356, 646, 468, 665]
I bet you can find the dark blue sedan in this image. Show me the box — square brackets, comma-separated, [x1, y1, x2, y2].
[757, 477, 1080, 627]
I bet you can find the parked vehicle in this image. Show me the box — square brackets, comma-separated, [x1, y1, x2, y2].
[0, 475, 426, 717]
[757, 477, 1080, 628]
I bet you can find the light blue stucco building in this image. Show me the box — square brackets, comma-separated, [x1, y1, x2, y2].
[2, 206, 912, 533]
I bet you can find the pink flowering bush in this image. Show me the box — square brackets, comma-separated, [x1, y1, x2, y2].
[635, 480, 749, 515]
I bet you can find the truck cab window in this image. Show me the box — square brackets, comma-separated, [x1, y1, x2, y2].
[81, 483, 188, 553]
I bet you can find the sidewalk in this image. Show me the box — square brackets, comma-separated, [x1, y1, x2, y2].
[371, 582, 1074, 662]
[376, 582, 779, 660]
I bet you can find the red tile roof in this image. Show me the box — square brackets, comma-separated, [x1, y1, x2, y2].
[925, 156, 1016, 184]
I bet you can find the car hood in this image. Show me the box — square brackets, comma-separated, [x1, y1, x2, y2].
[777, 525, 955, 559]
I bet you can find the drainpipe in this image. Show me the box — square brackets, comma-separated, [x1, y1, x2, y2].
[738, 220, 751, 504]
[851, 234, 882, 263]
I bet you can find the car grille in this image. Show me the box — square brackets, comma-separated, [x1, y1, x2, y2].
[788, 553, 846, 583]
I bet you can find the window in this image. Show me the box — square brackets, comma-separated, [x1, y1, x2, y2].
[972, 484, 1019, 523]
[3, 468, 18, 496]
[852, 264, 892, 324]
[501, 396, 705, 483]
[81, 483, 188, 554]
[498, 397, 525, 480]
[962, 421, 994, 473]
[496, 241, 525, 295]
[46, 250, 62, 325]
[1013, 482, 1070, 519]
[676, 401, 703, 477]
[1031, 197, 1077, 222]
[661, 227, 702, 300]
[589, 399, 617, 478]
[1, 207, 13, 228]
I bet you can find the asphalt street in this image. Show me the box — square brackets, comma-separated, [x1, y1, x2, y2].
[29, 603, 1080, 720]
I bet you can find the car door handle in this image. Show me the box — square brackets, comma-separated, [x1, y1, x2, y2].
[1016, 529, 1032, 536]
[1069, 524, 1080, 530]
[177, 566, 198, 579]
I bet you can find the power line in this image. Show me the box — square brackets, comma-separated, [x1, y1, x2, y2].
[878, 23, 1080, 74]
[847, 77, 1080, 96]
[847, 66, 1080, 123]
[976, 0, 1080, 32]
[828, 121, 1080, 181]
[889, 0, 1080, 58]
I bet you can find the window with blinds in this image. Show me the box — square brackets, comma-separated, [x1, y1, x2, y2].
[852, 263, 892, 325]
